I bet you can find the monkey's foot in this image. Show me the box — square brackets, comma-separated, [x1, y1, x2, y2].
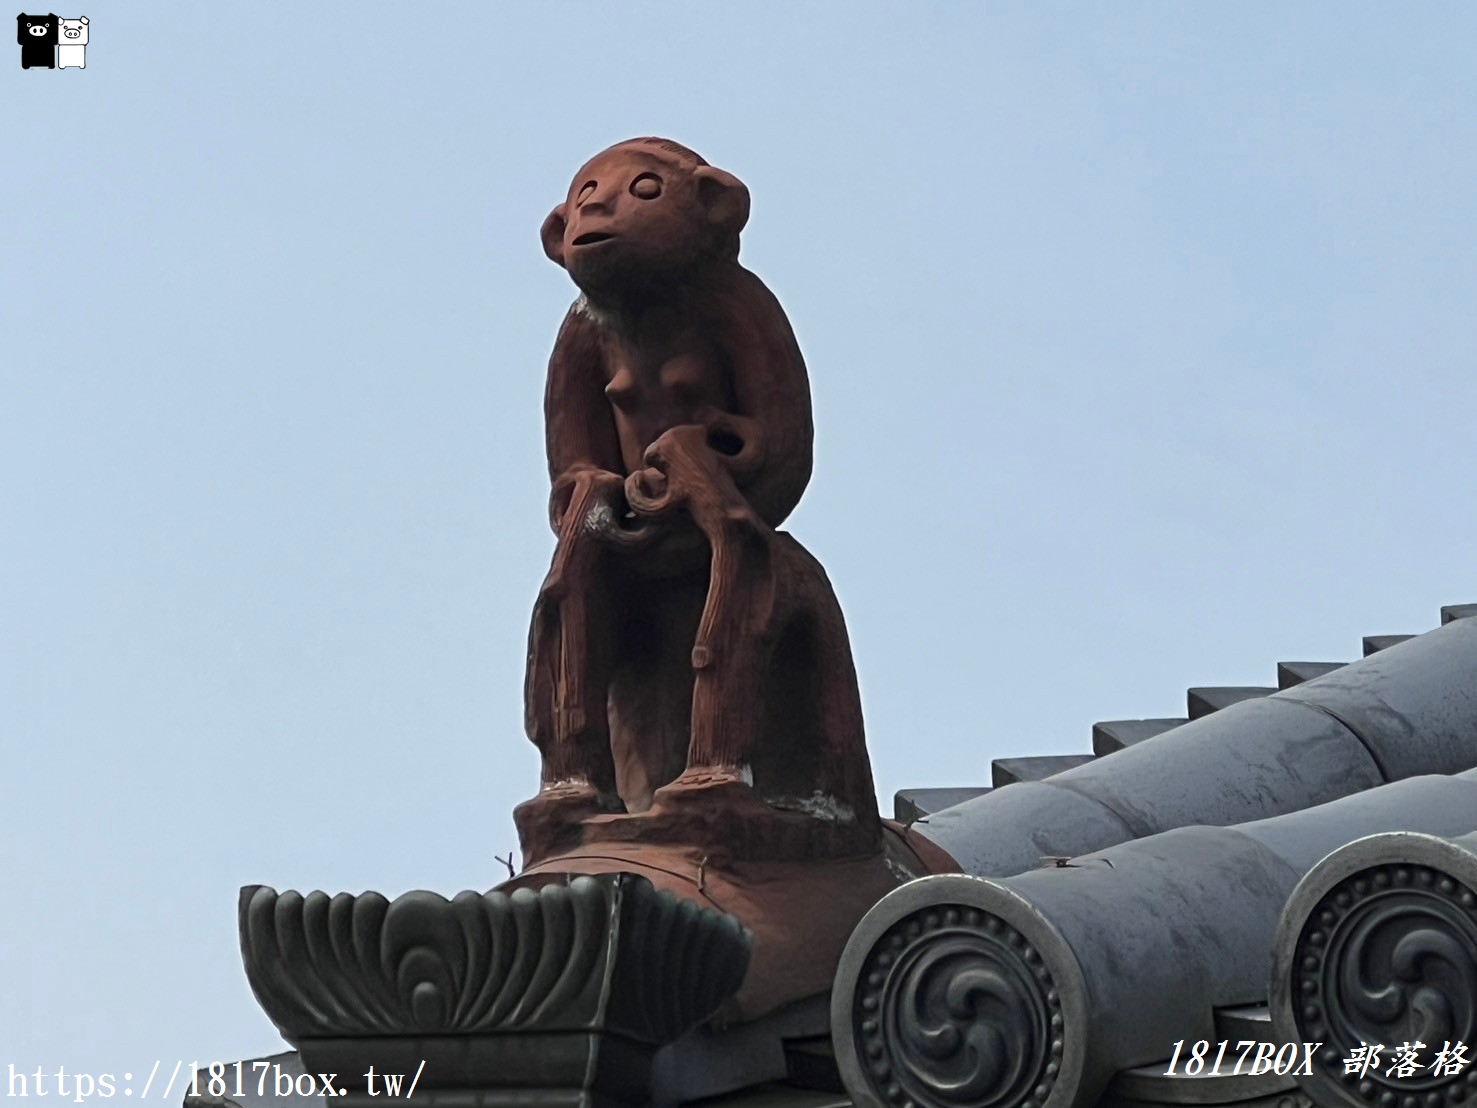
[604, 767, 880, 864]
[668, 766, 752, 789]
[532, 779, 626, 809]
[513, 782, 627, 867]
[515, 781, 619, 826]
[649, 767, 758, 811]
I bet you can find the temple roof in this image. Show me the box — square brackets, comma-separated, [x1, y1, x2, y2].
[221, 602, 1477, 1108]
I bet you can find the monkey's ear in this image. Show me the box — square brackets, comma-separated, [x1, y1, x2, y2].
[692, 166, 750, 237]
[540, 203, 569, 267]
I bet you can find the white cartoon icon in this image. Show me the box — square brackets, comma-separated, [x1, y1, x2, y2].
[57, 16, 87, 69]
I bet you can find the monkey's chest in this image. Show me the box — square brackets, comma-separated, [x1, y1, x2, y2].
[605, 351, 730, 462]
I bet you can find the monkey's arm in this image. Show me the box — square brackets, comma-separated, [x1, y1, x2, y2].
[544, 305, 625, 532]
[713, 268, 815, 528]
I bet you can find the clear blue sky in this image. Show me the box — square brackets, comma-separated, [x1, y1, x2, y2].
[4, 0, 1474, 1071]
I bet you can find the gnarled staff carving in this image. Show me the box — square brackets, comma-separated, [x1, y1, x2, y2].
[517, 137, 879, 862]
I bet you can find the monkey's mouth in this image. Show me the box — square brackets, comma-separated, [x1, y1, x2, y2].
[572, 232, 617, 247]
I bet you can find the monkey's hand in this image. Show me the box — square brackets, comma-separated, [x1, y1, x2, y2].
[550, 465, 660, 555]
[624, 411, 765, 522]
[549, 465, 626, 531]
[625, 464, 674, 518]
[626, 423, 768, 537]
[695, 408, 766, 481]
[624, 424, 712, 518]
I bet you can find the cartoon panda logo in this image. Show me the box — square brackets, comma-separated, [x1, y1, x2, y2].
[57, 15, 86, 68]
[17, 12, 58, 70]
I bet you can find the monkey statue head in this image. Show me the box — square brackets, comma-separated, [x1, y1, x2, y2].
[540, 137, 751, 300]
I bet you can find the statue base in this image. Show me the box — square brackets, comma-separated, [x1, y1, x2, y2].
[503, 800, 957, 1021]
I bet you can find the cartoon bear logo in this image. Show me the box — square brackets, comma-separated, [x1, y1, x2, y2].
[17, 12, 58, 69]
[57, 15, 85, 69]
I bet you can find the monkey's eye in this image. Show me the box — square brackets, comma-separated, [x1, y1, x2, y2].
[630, 173, 663, 201]
[575, 181, 597, 206]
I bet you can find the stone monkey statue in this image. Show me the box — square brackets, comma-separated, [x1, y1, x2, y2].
[518, 137, 879, 862]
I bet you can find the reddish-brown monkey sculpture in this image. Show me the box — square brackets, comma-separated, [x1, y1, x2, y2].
[518, 137, 880, 864]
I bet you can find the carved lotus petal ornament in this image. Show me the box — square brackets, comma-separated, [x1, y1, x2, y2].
[239, 873, 751, 1107]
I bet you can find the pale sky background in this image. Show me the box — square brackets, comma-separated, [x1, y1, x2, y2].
[3, 0, 1474, 1073]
